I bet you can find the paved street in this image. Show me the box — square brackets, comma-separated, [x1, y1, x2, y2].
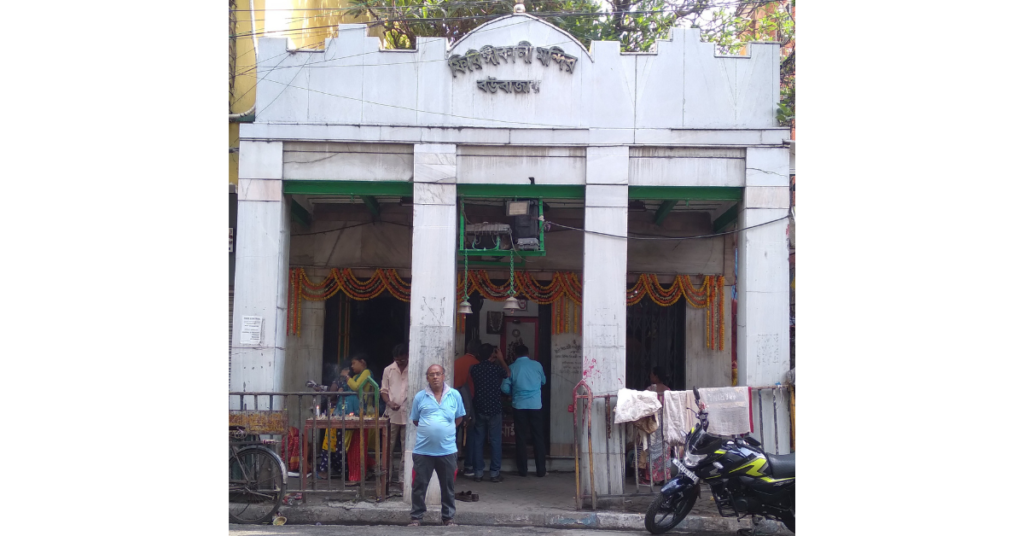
[229, 525, 736, 536]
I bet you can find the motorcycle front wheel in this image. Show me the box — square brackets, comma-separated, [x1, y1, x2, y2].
[644, 491, 697, 534]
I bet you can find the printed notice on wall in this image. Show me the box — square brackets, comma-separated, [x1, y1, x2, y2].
[552, 336, 581, 381]
[241, 316, 263, 345]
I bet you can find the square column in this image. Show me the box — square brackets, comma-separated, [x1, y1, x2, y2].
[231, 141, 290, 410]
[581, 146, 629, 497]
[404, 144, 458, 504]
[737, 147, 792, 453]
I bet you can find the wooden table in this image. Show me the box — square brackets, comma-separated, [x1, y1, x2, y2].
[301, 416, 391, 500]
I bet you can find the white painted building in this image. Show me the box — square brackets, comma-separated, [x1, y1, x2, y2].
[232, 14, 792, 500]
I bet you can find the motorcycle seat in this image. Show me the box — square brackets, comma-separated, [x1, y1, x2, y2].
[766, 453, 795, 479]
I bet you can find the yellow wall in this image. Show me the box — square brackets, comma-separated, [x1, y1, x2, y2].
[229, 0, 374, 185]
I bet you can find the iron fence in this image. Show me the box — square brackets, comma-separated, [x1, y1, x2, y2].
[228, 378, 395, 504]
[570, 381, 795, 511]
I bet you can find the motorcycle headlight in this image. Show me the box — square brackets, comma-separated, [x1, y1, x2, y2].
[682, 448, 706, 468]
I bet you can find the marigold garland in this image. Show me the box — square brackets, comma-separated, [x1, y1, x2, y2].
[552, 295, 582, 335]
[288, 268, 726, 349]
[287, 268, 412, 336]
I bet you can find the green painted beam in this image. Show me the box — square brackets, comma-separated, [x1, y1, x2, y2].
[459, 249, 547, 257]
[653, 200, 677, 226]
[290, 199, 312, 227]
[463, 260, 526, 267]
[713, 203, 740, 233]
[457, 184, 585, 199]
[360, 195, 380, 217]
[629, 186, 743, 201]
[283, 180, 413, 196]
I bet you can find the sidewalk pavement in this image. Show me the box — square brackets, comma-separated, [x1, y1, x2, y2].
[274, 471, 791, 534]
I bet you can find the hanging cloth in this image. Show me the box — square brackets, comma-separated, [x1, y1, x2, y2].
[613, 388, 662, 424]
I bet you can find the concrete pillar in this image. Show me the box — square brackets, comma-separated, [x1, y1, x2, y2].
[231, 141, 290, 411]
[580, 146, 629, 497]
[685, 293, 733, 389]
[737, 147, 792, 454]
[404, 144, 458, 504]
[284, 268, 328, 430]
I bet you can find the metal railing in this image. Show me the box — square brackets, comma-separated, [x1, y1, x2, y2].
[228, 379, 393, 504]
[748, 385, 794, 456]
[570, 381, 795, 511]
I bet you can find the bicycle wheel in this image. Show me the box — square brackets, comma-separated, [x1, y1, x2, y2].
[229, 446, 286, 524]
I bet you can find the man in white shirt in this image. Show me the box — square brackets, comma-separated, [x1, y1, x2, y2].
[380, 343, 410, 484]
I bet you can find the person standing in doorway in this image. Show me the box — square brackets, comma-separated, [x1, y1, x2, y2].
[453, 342, 480, 475]
[340, 354, 376, 483]
[647, 366, 671, 395]
[468, 343, 509, 482]
[380, 343, 409, 485]
[408, 364, 465, 527]
[501, 344, 547, 477]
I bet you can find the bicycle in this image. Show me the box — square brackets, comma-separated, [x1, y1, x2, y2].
[229, 426, 287, 524]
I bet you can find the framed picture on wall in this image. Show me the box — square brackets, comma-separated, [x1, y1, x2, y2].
[486, 311, 503, 334]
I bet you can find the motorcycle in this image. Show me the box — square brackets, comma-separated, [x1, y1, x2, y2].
[644, 387, 795, 534]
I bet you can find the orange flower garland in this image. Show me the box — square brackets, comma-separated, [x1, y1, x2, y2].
[287, 268, 412, 336]
[288, 268, 726, 349]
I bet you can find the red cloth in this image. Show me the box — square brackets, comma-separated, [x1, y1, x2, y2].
[347, 430, 377, 481]
[453, 354, 479, 397]
[285, 427, 300, 472]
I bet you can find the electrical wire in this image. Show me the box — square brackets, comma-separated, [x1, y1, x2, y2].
[290, 218, 412, 237]
[543, 208, 791, 240]
[251, 70, 585, 128]
[231, 2, 512, 12]
[256, 52, 311, 116]
[229, 8, 743, 39]
[230, 15, 545, 78]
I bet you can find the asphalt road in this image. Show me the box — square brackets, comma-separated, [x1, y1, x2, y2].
[229, 525, 735, 536]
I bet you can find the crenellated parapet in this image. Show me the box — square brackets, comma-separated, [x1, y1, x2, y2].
[252, 14, 781, 132]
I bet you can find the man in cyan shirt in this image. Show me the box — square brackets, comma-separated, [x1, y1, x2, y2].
[408, 364, 466, 527]
[501, 344, 547, 477]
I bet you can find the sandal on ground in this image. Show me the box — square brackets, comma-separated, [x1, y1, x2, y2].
[455, 491, 474, 502]
[443, 519, 457, 526]
[408, 519, 421, 527]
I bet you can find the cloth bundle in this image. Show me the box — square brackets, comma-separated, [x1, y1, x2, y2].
[615, 388, 663, 452]
[613, 388, 662, 423]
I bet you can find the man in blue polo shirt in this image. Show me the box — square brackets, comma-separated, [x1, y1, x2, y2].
[408, 364, 465, 527]
[501, 344, 547, 477]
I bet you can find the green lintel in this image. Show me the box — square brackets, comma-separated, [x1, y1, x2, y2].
[653, 200, 678, 226]
[457, 184, 584, 199]
[283, 180, 413, 197]
[628, 186, 743, 201]
[360, 195, 381, 217]
[290, 199, 312, 227]
[713, 204, 740, 233]
[462, 259, 527, 267]
[459, 249, 546, 257]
